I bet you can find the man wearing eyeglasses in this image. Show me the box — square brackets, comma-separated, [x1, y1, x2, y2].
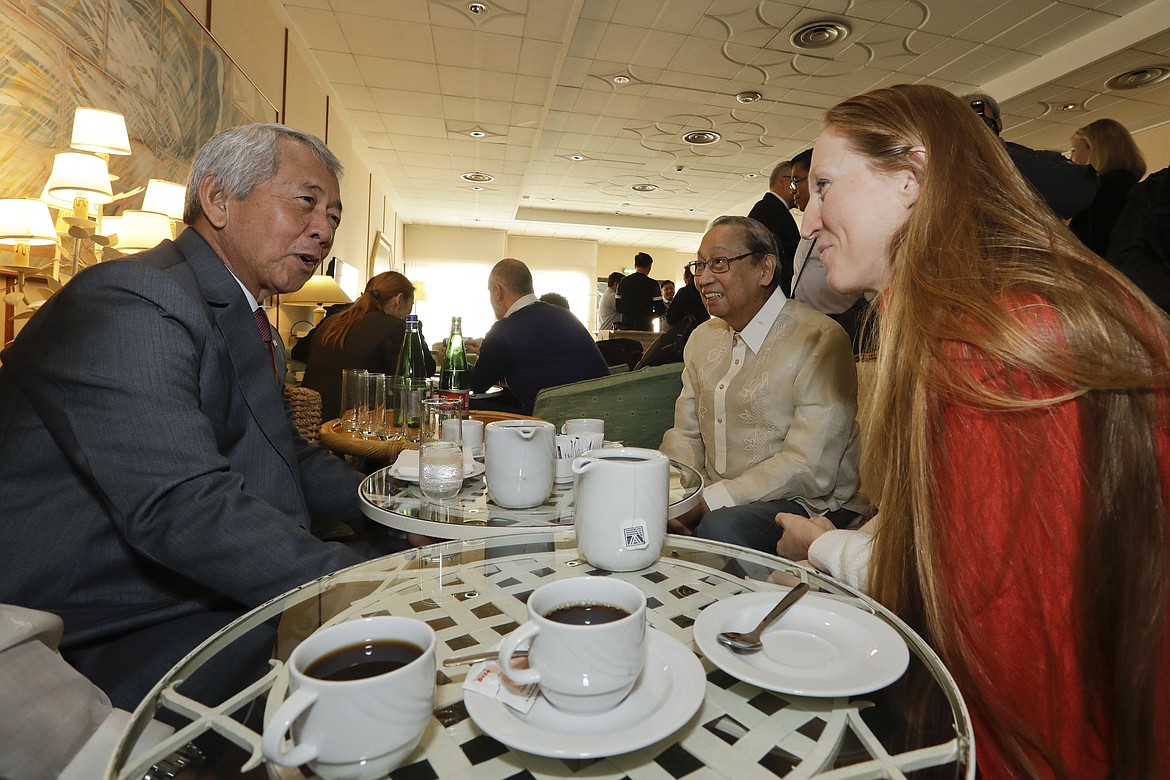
[747, 161, 802, 296]
[659, 216, 868, 552]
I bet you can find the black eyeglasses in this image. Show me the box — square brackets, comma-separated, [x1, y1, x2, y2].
[686, 251, 757, 275]
[789, 175, 808, 192]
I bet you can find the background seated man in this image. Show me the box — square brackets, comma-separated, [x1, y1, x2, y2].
[660, 216, 868, 553]
[467, 258, 609, 414]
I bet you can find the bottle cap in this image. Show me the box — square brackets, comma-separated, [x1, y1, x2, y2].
[406, 314, 419, 325]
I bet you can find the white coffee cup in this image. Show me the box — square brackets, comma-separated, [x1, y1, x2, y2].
[496, 577, 646, 713]
[262, 616, 436, 780]
[562, 418, 605, 436]
[573, 447, 670, 572]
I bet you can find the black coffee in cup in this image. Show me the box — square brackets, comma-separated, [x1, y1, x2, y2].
[544, 602, 629, 625]
[305, 639, 423, 681]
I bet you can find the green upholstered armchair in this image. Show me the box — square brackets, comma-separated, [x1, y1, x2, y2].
[532, 362, 684, 449]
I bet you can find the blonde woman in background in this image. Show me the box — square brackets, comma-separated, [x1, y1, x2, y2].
[778, 84, 1169, 778]
[302, 271, 434, 420]
[1068, 118, 1147, 255]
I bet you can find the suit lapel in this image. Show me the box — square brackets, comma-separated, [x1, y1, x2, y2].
[177, 230, 300, 478]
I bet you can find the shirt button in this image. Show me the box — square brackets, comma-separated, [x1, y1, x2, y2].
[717, 417, 723, 423]
[734, 359, 740, 365]
[718, 383, 724, 390]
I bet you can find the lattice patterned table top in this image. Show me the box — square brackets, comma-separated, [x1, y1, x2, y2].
[110, 533, 973, 780]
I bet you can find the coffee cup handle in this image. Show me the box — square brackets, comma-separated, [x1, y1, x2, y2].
[261, 688, 320, 767]
[496, 621, 540, 685]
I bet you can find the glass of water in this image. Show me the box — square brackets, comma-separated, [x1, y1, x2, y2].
[419, 441, 463, 500]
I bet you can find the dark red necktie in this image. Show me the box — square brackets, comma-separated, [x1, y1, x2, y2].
[253, 308, 277, 380]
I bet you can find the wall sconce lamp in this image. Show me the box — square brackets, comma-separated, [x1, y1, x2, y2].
[281, 274, 352, 324]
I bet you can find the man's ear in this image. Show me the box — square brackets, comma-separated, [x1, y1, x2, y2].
[198, 174, 229, 229]
[759, 253, 778, 287]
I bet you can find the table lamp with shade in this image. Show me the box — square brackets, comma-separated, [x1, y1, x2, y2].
[69, 107, 132, 159]
[281, 274, 352, 324]
[0, 198, 58, 267]
[115, 209, 174, 254]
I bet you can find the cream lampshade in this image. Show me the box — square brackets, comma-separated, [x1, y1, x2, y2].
[70, 107, 132, 157]
[46, 152, 114, 221]
[0, 198, 58, 267]
[282, 274, 352, 324]
[142, 179, 185, 221]
[115, 210, 174, 254]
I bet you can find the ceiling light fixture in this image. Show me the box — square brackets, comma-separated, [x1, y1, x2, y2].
[791, 20, 850, 49]
[735, 91, 762, 103]
[460, 172, 494, 183]
[468, 130, 487, 138]
[1059, 103, 1080, 111]
[468, 3, 487, 14]
[1105, 65, 1170, 90]
[745, 172, 759, 178]
[631, 183, 658, 192]
[613, 75, 631, 84]
[570, 154, 586, 161]
[682, 130, 721, 146]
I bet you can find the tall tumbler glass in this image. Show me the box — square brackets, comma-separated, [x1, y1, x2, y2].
[339, 369, 364, 431]
[419, 398, 464, 499]
[357, 372, 386, 438]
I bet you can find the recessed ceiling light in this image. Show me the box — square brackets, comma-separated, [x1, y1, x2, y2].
[682, 130, 721, 145]
[791, 20, 850, 49]
[570, 154, 585, 161]
[631, 183, 658, 192]
[735, 91, 762, 104]
[468, 130, 487, 137]
[613, 75, 631, 84]
[460, 171, 494, 183]
[1059, 103, 1080, 111]
[745, 172, 759, 178]
[1106, 65, 1170, 90]
[468, 3, 487, 14]
[470, 186, 484, 191]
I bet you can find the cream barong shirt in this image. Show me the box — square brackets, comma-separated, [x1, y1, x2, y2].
[660, 288, 866, 516]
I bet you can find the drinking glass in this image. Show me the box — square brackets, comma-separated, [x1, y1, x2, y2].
[339, 368, 364, 431]
[420, 398, 464, 499]
[357, 372, 386, 438]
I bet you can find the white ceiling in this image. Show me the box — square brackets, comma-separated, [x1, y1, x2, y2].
[280, 0, 1170, 253]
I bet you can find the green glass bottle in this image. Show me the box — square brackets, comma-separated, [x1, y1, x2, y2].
[393, 314, 428, 432]
[437, 316, 470, 409]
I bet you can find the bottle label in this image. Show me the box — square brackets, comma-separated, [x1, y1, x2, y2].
[436, 388, 470, 410]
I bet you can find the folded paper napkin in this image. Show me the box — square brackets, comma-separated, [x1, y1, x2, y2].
[391, 447, 475, 478]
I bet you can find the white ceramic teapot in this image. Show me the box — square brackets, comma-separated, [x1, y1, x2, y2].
[572, 447, 670, 571]
[484, 420, 556, 508]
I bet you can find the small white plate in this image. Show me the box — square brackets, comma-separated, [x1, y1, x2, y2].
[389, 461, 485, 483]
[694, 590, 909, 697]
[464, 629, 704, 758]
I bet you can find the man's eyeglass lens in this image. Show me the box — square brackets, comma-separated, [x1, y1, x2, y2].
[688, 251, 756, 275]
[789, 176, 808, 192]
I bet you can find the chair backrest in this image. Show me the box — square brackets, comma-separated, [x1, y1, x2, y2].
[595, 337, 644, 371]
[532, 362, 684, 449]
[283, 385, 323, 444]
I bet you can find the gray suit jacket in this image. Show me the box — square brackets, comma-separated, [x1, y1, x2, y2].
[0, 229, 364, 649]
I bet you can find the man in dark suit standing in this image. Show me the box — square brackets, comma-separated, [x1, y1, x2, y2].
[615, 251, 666, 330]
[748, 162, 802, 296]
[0, 124, 367, 709]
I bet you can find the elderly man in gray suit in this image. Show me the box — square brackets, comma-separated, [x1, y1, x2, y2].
[0, 123, 367, 710]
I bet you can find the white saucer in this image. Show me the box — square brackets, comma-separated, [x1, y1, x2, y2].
[694, 590, 909, 697]
[464, 629, 704, 758]
[389, 461, 485, 483]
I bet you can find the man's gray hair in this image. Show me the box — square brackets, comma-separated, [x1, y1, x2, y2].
[710, 215, 780, 288]
[183, 123, 343, 224]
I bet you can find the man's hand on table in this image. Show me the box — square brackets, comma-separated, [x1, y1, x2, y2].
[668, 499, 708, 536]
[775, 512, 833, 562]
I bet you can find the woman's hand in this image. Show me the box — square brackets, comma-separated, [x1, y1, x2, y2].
[775, 513, 834, 561]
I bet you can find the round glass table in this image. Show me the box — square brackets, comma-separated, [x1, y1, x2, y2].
[108, 532, 974, 780]
[358, 459, 705, 539]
